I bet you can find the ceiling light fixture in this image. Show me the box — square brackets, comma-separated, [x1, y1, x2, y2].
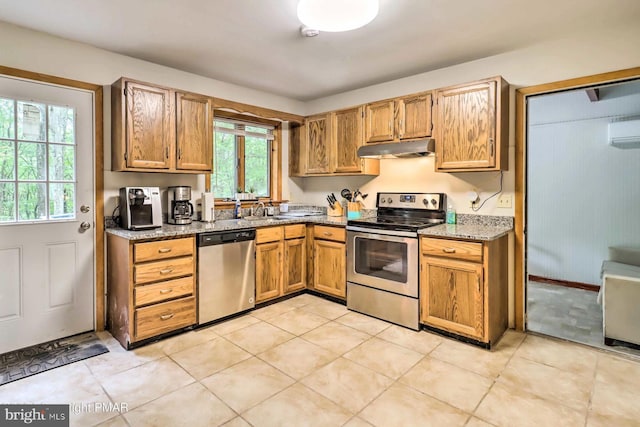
[297, 0, 379, 32]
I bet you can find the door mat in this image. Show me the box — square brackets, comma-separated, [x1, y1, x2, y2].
[0, 332, 109, 386]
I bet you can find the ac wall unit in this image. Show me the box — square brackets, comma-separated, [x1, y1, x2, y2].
[608, 119, 640, 149]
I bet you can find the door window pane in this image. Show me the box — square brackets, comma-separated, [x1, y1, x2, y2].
[17, 142, 46, 180]
[213, 133, 237, 199]
[0, 98, 15, 139]
[48, 105, 75, 144]
[49, 183, 75, 219]
[0, 182, 15, 222]
[18, 182, 46, 221]
[49, 144, 75, 181]
[0, 140, 14, 180]
[244, 136, 269, 197]
[17, 102, 46, 142]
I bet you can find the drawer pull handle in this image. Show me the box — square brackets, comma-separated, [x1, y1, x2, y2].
[160, 313, 174, 321]
[323, 232, 332, 236]
[443, 248, 456, 253]
[158, 248, 172, 253]
[159, 289, 173, 294]
[159, 268, 174, 275]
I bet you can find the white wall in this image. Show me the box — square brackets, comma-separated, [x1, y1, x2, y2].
[289, 22, 640, 216]
[527, 82, 640, 285]
[0, 21, 305, 214]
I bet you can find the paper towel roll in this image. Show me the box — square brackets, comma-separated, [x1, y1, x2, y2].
[202, 192, 215, 222]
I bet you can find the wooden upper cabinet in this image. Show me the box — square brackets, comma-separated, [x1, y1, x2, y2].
[290, 107, 379, 177]
[397, 93, 432, 140]
[123, 81, 172, 170]
[435, 77, 508, 172]
[333, 106, 364, 173]
[288, 122, 305, 177]
[365, 93, 433, 144]
[111, 77, 213, 173]
[176, 92, 213, 172]
[305, 114, 331, 174]
[365, 100, 395, 143]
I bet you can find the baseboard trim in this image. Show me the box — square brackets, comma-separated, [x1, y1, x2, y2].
[528, 275, 600, 292]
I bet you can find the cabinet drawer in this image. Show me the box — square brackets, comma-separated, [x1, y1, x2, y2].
[256, 226, 283, 244]
[135, 296, 196, 340]
[134, 276, 194, 307]
[421, 237, 482, 262]
[314, 225, 345, 243]
[134, 237, 194, 263]
[284, 224, 306, 239]
[134, 256, 194, 284]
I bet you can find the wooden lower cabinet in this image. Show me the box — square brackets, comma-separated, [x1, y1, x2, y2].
[256, 241, 283, 302]
[255, 224, 306, 303]
[284, 238, 306, 293]
[107, 234, 197, 349]
[420, 235, 508, 346]
[312, 225, 346, 299]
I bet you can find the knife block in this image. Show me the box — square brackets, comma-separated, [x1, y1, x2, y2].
[327, 203, 344, 217]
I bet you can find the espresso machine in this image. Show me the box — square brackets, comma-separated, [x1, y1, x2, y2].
[167, 186, 194, 225]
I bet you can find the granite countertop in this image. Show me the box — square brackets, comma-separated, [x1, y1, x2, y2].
[106, 215, 349, 240]
[419, 223, 512, 241]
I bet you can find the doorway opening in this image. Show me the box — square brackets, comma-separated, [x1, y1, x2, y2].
[517, 70, 640, 358]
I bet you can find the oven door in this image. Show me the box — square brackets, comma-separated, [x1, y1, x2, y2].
[346, 227, 418, 297]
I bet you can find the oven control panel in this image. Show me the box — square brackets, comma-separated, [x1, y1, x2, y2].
[377, 193, 446, 211]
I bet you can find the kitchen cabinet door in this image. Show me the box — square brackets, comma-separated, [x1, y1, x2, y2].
[333, 106, 365, 173]
[176, 92, 213, 172]
[288, 122, 306, 176]
[313, 239, 346, 298]
[256, 241, 283, 302]
[124, 81, 173, 169]
[435, 77, 508, 172]
[365, 100, 395, 143]
[397, 93, 432, 140]
[421, 256, 484, 340]
[284, 237, 306, 294]
[305, 114, 331, 174]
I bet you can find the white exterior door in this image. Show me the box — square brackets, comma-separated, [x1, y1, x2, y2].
[0, 75, 95, 353]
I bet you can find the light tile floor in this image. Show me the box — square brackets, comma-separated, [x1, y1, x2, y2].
[2, 293, 640, 426]
[527, 281, 640, 358]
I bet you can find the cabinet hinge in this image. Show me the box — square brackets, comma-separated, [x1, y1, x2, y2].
[124, 152, 127, 161]
[361, 110, 365, 118]
[123, 88, 127, 96]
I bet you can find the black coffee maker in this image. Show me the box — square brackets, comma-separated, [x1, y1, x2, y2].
[167, 186, 194, 225]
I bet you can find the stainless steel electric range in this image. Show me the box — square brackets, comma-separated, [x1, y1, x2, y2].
[346, 192, 446, 330]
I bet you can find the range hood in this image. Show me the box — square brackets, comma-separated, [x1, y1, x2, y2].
[357, 139, 435, 159]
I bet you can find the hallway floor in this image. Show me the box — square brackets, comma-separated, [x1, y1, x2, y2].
[527, 281, 640, 358]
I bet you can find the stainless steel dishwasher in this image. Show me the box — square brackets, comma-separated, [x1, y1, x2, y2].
[197, 229, 256, 325]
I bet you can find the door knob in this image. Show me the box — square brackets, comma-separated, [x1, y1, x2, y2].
[80, 221, 91, 231]
[80, 205, 90, 213]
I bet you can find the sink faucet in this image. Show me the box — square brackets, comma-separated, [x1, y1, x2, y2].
[250, 201, 265, 217]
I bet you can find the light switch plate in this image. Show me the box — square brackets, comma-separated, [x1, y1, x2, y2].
[497, 194, 512, 208]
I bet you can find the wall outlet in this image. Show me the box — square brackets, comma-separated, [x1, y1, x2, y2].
[497, 194, 512, 208]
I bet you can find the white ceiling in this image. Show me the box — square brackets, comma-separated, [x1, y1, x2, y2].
[1, 0, 639, 101]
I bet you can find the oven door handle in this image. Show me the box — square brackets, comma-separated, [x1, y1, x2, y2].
[346, 225, 417, 239]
